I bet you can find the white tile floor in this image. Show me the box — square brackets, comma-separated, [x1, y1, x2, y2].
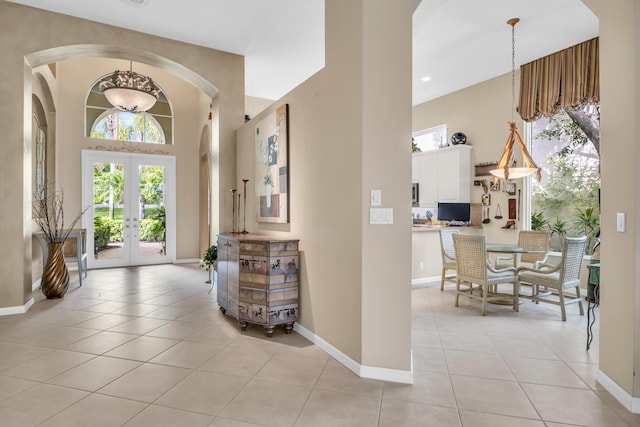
[0, 263, 636, 426]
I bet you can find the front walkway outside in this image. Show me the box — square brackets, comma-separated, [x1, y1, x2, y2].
[94, 242, 164, 260]
[0, 264, 635, 426]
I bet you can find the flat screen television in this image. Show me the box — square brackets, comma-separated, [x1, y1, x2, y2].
[437, 202, 471, 222]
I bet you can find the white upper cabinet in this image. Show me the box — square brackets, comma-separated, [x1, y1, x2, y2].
[412, 145, 472, 206]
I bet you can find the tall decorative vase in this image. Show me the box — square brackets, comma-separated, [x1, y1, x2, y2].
[41, 242, 69, 299]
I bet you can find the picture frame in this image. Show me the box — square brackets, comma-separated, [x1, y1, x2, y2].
[508, 198, 517, 219]
[255, 104, 289, 223]
[490, 180, 500, 192]
[505, 181, 516, 196]
[481, 193, 491, 206]
[411, 183, 419, 207]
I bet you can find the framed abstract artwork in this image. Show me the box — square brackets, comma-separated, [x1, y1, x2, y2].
[255, 104, 289, 223]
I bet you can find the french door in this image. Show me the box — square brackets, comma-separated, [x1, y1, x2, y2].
[82, 150, 176, 268]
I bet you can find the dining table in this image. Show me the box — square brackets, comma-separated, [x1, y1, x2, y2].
[486, 243, 544, 254]
[484, 243, 547, 305]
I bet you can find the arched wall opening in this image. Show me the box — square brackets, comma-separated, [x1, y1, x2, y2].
[0, 3, 243, 311]
[24, 45, 220, 265]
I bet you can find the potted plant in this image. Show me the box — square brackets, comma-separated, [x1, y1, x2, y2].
[201, 244, 217, 284]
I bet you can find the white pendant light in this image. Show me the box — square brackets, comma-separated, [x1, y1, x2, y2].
[490, 18, 541, 182]
[98, 61, 160, 113]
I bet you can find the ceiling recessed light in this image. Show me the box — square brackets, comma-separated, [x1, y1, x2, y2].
[421, 76, 432, 82]
[120, 0, 150, 6]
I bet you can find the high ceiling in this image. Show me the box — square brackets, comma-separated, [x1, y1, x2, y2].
[7, 0, 598, 106]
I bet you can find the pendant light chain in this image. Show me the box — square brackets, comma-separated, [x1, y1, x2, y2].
[510, 18, 517, 124]
[490, 17, 540, 183]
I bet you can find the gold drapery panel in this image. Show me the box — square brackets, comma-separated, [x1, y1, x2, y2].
[518, 37, 599, 122]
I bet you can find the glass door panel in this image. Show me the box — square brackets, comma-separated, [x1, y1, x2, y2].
[92, 161, 127, 265]
[134, 164, 167, 263]
[83, 151, 175, 269]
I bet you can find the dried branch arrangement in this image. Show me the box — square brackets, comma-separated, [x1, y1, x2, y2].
[32, 187, 90, 244]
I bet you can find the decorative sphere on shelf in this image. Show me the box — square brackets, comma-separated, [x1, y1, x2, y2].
[451, 132, 467, 145]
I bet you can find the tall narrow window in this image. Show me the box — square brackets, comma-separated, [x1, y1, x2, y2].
[530, 104, 600, 253]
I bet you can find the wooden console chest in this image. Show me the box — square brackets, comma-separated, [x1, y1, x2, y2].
[217, 233, 299, 337]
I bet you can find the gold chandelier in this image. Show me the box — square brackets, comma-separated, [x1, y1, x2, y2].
[98, 61, 160, 113]
[490, 18, 541, 183]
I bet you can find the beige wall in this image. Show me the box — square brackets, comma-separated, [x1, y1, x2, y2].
[0, 2, 243, 309]
[581, 0, 639, 398]
[236, 0, 417, 373]
[245, 96, 274, 121]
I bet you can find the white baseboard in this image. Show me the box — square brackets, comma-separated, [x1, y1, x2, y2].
[596, 369, 640, 413]
[174, 258, 200, 264]
[294, 323, 413, 384]
[411, 276, 440, 288]
[0, 298, 34, 316]
[32, 278, 41, 292]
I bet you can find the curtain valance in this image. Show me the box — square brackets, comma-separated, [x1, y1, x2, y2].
[518, 37, 599, 122]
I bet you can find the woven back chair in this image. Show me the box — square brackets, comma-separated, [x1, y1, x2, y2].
[452, 234, 518, 316]
[517, 236, 587, 321]
[496, 230, 550, 269]
[439, 229, 459, 291]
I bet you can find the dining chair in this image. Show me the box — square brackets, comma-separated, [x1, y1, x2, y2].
[495, 230, 550, 269]
[516, 236, 587, 321]
[452, 234, 518, 315]
[439, 229, 459, 291]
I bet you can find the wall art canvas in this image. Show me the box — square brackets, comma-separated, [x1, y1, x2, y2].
[255, 104, 289, 223]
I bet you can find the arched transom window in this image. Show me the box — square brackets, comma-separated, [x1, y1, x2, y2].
[86, 72, 173, 144]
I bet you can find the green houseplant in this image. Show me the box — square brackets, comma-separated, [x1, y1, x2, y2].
[202, 244, 217, 270]
[201, 244, 217, 284]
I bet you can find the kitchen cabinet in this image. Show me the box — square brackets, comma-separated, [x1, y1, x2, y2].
[412, 144, 472, 206]
[217, 233, 299, 337]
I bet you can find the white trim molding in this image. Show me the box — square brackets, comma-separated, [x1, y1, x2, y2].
[0, 298, 34, 316]
[596, 369, 640, 413]
[411, 277, 440, 290]
[294, 323, 414, 384]
[175, 258, 201, 264]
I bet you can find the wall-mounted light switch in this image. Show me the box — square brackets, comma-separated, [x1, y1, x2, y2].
[371, 189, 382, 206]
[617, 212, 626, 232]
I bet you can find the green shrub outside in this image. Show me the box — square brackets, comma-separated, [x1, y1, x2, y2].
[93, 217, 111, 249]
[95, 218, 164, 243]
[93, 207, 164, 244]
[140, 219, 165, 242]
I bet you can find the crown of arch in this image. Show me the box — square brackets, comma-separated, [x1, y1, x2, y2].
[25, 44, 219, 98]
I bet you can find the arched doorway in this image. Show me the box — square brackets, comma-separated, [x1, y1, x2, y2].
[25, 47, 221, 268]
